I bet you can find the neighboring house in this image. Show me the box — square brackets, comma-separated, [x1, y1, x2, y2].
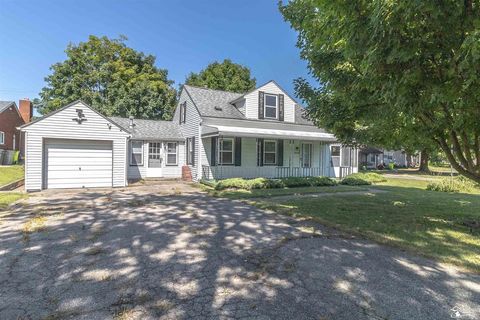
[359, 147, 411, 169]
[19, 80, 359, 191]
[0, 99, 32, 161]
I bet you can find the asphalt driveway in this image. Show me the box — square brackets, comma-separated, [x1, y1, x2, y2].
[0, 182, 478, 319]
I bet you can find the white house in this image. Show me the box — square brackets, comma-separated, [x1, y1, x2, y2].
[359, 147, 412, 169]
[19, 81, 358, 191]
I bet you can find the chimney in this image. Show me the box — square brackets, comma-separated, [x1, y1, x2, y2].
[19, 99, 33, 123]
[129, 116, 134, 130]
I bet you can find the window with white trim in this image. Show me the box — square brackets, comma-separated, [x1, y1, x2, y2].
[301, 143, 313, 168]
[219, 138, 234, 165]
[130, 141, 143, 166]
[264, 140, 277, 165]
[166, 142, 178, 165]
[0, 131, 4, 145]
[186, 137, 194, 165]
[264, 94, 278, 119]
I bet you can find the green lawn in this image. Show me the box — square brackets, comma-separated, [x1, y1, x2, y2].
[0, 193, 26, 210]
[0, 166, 24, 186]
[206, 184, 370, 199]
[210, 177, 480, 272]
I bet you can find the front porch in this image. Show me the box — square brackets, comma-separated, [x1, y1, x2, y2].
[200, 135, 357, 180]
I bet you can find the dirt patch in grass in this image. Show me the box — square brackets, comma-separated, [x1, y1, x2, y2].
[22, 216, 47, 241]
[113, 307, 137, 320]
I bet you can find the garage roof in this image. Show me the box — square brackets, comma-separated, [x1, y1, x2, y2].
[110, 117, 184, 140]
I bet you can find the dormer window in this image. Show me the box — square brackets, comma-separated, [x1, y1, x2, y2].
[264, 94, 278, 119]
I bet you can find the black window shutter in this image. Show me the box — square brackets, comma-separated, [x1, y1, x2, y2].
[234, 137, 242, 166]
[258, 91, 264, 119]
[182, 103, 187, 123]
[179, 104, 183, 124]
[186, 138, 190, 164]
[211, 137, 217, 166]
[277, 139, 284, 166]
[192, 136, 196, 166]
[257, 138, 264, 166]
[278, 94, 284, 121]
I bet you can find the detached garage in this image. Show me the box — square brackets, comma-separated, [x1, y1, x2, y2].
[19, 101, 130, 191]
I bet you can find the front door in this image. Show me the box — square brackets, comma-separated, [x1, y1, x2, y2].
[147, 142, 163, 177]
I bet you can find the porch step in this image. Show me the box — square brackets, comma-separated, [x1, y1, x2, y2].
[182, 166, 192, 182]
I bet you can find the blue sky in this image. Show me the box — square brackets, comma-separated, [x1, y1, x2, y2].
[0, 0, 314, 106]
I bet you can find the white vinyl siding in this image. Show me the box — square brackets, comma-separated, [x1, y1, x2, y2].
[22, 102, 129, 191]
[174, 89, 203, 180]
[243, 81, 296, 122]
[127, 140, 185, 179]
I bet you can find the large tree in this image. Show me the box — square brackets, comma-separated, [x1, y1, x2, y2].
[280, 1, 480, 182]
[39, 35, 177, 120]
[185, 59, 256, 93]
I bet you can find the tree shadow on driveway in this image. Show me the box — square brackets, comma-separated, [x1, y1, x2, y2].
[0, 186, 478, 319]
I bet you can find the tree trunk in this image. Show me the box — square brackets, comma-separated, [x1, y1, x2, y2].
[418, 149, 430, 172]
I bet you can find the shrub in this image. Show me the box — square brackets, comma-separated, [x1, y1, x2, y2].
[264, 179, 285, 189]
[308, 176, 337, 186]
[282, 176, 336, 188]
[344, 172, 387, 183]
[215, 178, 251, 190]
[388, 162, 395, 170]
[340, 177, 372, 186]
[214, 176, 336, 190]
[200, 179, 217, 188]
[426, 177, 477, 193]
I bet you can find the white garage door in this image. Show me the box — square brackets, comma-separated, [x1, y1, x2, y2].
[45, 139, 113, 189]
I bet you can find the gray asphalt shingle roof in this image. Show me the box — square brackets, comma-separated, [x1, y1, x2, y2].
[294, 104, 314, 125]
[109, 117, 183, 140]
[0, 101, 15, 114]
[184, 84, 315, 126]
[184, 85, 245, 119]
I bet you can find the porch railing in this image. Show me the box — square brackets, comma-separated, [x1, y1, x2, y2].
[202, 165, 329, 180]
[339, 166, 352, 178]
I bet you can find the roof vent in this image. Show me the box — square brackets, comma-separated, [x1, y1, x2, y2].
[214, 106, 223, 111]
[129, 116, 135, 129]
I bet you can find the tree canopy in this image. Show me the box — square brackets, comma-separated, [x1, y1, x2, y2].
[280, 0, 480, 182]
[185, 59, 256, 93]
[39, 35, 177, 120]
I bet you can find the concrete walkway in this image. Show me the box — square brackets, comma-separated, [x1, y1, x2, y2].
[0, 182, 478, 319]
